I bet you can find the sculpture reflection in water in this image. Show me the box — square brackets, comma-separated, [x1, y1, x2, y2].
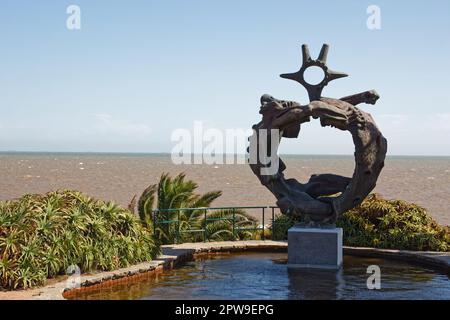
[287, 267, 345, 300]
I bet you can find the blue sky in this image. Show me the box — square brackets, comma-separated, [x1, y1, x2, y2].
[0, 0, 449, 155]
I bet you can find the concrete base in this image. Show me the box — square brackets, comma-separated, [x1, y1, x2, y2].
[288, 225, 343, 269]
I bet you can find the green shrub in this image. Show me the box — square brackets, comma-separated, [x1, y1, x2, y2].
[270, 194, 450, 252]
[270, 214, 296, 241]
[0, 190, 160, 290]
[337, 193, 449, 251]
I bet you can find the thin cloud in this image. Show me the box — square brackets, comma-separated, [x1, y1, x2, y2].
[92, 113, 152, 137]
[377, 113, 450, 133]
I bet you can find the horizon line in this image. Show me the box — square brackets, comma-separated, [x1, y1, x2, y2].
[0, 150, 449, 158]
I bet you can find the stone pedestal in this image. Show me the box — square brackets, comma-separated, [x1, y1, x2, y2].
[288, 225, 343, 269]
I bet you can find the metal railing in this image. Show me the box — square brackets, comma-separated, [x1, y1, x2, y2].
[153, 206, 288, 244]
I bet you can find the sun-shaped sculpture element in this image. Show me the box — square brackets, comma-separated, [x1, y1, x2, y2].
[280, 44, 348, 102]
[248, 44, 387, 226]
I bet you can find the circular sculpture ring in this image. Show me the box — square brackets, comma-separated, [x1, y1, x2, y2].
[249, 94, 387, 225]
[280, 44, 348, 102]
[248, 44, 387, 226]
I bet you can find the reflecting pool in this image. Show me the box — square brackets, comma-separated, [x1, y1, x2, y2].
[70, 252, 450, 300]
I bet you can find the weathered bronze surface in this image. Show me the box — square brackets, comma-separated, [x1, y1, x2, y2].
[280, 44, 348, 102]
[249, 44, 387, 225]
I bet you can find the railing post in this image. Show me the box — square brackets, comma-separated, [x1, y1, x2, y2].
[232, 208, 236, 240]
[203, 209, 207, 242]
[262, 207, 265, 240]
[271, 207, 275, 240]
[166, 210, 170, 243]
[176, 209, 180, 244]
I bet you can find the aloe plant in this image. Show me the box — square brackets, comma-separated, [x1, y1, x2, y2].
[0, 190, 160, 290]
[270, 193, 450, 252]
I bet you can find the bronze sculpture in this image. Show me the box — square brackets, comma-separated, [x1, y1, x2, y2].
[249, 44, 387, 226]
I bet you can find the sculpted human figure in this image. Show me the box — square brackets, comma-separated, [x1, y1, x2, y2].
[248, 44, 387, 225]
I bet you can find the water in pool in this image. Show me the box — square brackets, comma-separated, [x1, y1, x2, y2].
[71, 252, 450, 300]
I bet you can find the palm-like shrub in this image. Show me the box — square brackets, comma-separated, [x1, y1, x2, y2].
[202, 209, 258, 241]
[270, 194, 450, 252]
[0, 190, 160, 290]
[137, 173, 258, 244]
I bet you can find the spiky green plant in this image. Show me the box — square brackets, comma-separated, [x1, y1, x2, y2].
[0, 190, 160, 290]
[337, 193, 449, 251]
[136, 173, 259, 244]
[269, 214, 297, 241]
[269, 194, 450, 252]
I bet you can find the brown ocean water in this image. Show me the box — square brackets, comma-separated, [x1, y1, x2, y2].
[0, 153, 449, 226]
